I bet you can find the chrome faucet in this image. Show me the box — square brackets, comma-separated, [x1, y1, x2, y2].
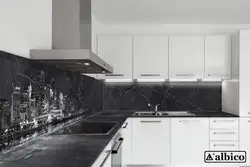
[148, 103, 161, 115]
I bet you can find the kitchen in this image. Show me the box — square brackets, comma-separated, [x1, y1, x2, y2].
[0, 0, 250, 167]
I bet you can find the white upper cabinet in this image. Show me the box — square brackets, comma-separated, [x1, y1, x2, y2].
[97, 35, 133, 79]
[205, 35, 232, 80]
[169, 36, 205, 80]
[133, 36, 169, 80]
[171, 118, 209, 164]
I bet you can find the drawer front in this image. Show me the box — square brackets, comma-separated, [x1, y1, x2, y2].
[210, 118, 238, 129]
[210, 129, 238, 141]
[210, 141, 238, 151]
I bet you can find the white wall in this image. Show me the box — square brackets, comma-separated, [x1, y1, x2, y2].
[0, 0, 52, 58]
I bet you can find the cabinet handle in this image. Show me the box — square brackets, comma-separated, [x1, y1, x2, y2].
[140, 120, 161, 123]
[213, 132, 236, 135]
[123, 122, 128, 128]
[176, 74, 196, 77]
[208, 74, 228, 77]
[105, 74, 124, 77]
[213, 144, 236, 147]
[141, 74, 161, 77]
[213, 120, 235, 123]
[111, 138, 124, 154]
[179, 120, 200, 123]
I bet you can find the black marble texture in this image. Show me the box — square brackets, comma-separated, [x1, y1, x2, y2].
[0, 51, 103, 131]
[103, 82, 222, 112]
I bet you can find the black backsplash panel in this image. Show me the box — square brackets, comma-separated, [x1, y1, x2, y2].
[0, 51, 103, 130]
[103, 82, 222, 111]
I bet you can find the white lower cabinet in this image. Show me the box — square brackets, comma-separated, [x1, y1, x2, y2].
[239, 118, 250, 166]
[121, 118, 132, 166]
[131, 118, 171, 165]
[171, 118, 210, 165]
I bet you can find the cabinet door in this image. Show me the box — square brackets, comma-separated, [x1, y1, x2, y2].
[131, 118, 170, 165]
[97, 35, 133, 79]
[205, 35, 231, 80]
[169, 36, 205, 79]
[121, 118, 132, 166]
[171, 118, 209, 164]
[133, 36, 169, 80]
[239, 118, 250, 165]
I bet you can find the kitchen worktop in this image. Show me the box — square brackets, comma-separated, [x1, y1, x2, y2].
[0, 110, 238, 167]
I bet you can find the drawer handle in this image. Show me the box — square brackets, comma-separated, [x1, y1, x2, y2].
[140, 121, 161, 123]
[179, 120, 200, 123]
[123, 122, 128, 128]
[213, 120, 235, 123]
[105, 74, 124, 77]
[208, 74, 228, 77]
[213, 132, 236, 135]
[214, 144, 236, 147]
[141, 74, 161, 77]
[176, 74, 196, 77]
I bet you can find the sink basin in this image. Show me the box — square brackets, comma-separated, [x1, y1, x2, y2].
[133, 111, 195, 116]
[53, 121, 117, 135]
[159, 111, 195, 116]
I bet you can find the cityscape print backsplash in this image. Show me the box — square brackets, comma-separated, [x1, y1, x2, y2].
[103, 82, 222, 111]
[0, 51, 103, 131]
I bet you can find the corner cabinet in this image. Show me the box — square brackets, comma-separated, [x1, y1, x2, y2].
[171, 118, 209, 165]
[96, 35, 133, 80]
[131, 118, 170, 165]
[169, 36, 205, 80]
[205, 35, 232, 80]
[133, 36, 169, 80]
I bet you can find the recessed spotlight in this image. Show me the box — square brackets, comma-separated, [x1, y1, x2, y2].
[84, 62, 90, 66]
[102, 71, 106, 73]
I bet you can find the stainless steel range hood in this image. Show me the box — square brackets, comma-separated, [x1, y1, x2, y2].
[30, 0, 113, 73]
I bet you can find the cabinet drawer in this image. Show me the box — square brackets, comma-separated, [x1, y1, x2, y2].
[210, 141, 238, 151]
[210, 118, 238, 129]
[210, 129, 238, 141]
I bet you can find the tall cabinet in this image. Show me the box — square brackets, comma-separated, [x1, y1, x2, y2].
[133, 36, 169, 80]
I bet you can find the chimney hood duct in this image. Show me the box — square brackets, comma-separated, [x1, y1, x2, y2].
[30, 0, 113, 74]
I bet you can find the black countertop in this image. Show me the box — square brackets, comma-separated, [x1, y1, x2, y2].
[0, 110, 238, 167]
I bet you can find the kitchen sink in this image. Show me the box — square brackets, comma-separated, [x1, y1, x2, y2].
[53, 121, 117, 135]
[133, 111, 195, 116]
[159, 111, 196, 116]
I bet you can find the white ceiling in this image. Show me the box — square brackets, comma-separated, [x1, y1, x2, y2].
[92, 0, 250, 24]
